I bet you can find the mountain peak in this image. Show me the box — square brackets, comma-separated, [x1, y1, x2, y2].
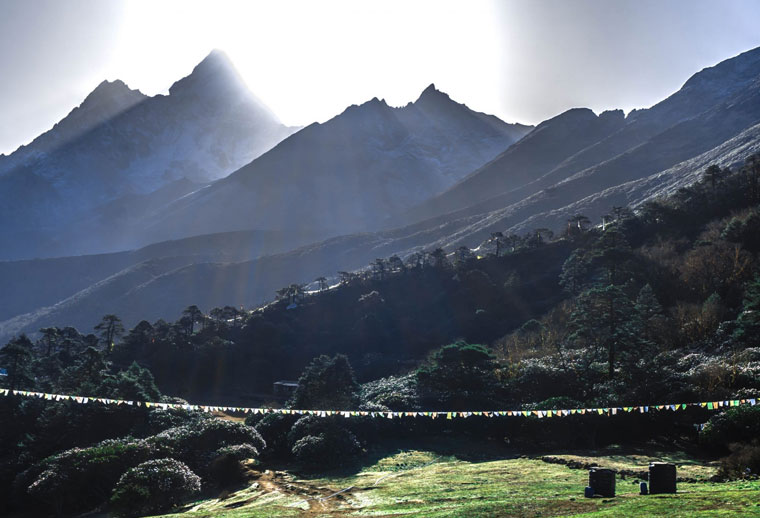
[421, 82, 438, 95]
[90, 78, 129, 93]
[682, 45, 760, 91]
[83, 79, 145, 106]
[165, 49, 281, 123]
[415, 83, 451, 104]
[196, 49, 235, 72]
[64, 79, 146, 132]
[168, 49, 246, 98]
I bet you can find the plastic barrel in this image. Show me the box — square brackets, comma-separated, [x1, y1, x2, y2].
[588, 468, 615, 497]
[649, 463, 677, 494]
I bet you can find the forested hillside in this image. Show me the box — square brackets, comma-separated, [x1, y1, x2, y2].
[2, 156, 759, 516]
[5, 47, 760, 345]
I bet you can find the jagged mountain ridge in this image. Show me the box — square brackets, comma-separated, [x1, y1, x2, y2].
[0, 50, 298, 260]
[2, 113, 757, 342]
[0, 79, 148, 170]
[392, 107, 628, 226]
[401, 46, 760, 226]
[440, 48, 760, 242]
[3, 47, 760, 341]
[133, 84, 532, 244]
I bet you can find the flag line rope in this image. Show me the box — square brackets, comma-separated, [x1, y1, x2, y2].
[1, 388, 756, 419]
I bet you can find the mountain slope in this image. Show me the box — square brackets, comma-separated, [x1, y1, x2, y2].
[401, 46, 760, 226]
[4, 47, 760, 340]
[0, 227, 320, 327]
[394, 108, 627, 225]
[133, 85, 532, 244]
[3, 116, 757, 342]
[0, 50, 298, 260]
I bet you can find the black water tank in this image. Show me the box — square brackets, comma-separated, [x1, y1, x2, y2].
[588, 468, 616, 497]
[649, 463, 677, 494]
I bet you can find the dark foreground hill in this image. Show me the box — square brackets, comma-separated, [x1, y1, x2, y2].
[1, 143, 759, 518]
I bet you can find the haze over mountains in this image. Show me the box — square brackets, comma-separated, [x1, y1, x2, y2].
[0, 50, 297, 259]
[141, 83, 531, 243]
[2, 46, 760, 341]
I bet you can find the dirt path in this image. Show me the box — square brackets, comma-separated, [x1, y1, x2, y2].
[216, 468, 361, 516]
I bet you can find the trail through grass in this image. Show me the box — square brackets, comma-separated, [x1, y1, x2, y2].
[162, 448, 760, 518]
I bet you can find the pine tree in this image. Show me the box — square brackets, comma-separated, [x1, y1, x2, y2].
[455, 246, 474, 265]
[532, 228, 553, 246]
[39, 327, 60, 356]
[372, 258, 387, 280]
[430, 248, 450, 269]
[209, 307, 226, 328]
[506, 233, 522, 253]
[590, 227, 633, 286]
[0, 335, 34, 390]
[181, 305, 203, 334]
[58, 346, 108, 393]
[634, 284, 665, 347]
[734, 274, 760, 343]
[490, 232, 504, 257]
[94, 315, 124, 351]
[388, 255, 405, 274]
[566, 214, 591, 238]
[560, 250, 590, 295]
[289, 354, 359, 410]
[703, 164, 724, 194]
[569, 284, 638, 379]
[608, 206, 634, 223]
[742, 153, 760, 204]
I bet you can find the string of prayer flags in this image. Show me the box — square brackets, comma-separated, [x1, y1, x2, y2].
[0, 388, 756, 419]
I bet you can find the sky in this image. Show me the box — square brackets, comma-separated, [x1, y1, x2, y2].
[1, 0, 760, 155]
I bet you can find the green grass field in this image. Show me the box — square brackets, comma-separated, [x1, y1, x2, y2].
[162, 447, 760, 518]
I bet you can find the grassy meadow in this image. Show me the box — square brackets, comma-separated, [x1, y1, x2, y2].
[161, 444, 760, 518]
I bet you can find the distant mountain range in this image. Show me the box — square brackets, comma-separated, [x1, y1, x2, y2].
[0, 50, 298, 259]
[137, 83, 531, 244]
[2, 46, 760, 341]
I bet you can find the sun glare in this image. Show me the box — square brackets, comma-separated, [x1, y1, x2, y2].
[108, 0, 505, 126]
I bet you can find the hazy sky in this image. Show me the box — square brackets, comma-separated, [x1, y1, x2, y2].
[1, 0, 760, 155]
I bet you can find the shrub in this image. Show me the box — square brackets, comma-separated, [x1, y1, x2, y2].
[288, 415, 361, 469]
[110, 458, 201, 517]
[243, 412, 264, 428]
[136, 407, 209, 436]
[289, 354, 360, 410]
[511, 357, 576, 401]
[150, 418, 265, 473]
[252, 413, 298, 457]
[700, 405, 760, 452]
[524, 396, 582, 411]
[287, 415, 328, 446]
[208, 444, 259, 487]
[360, 373, 419, 410]
[291, 430, 361, 470]
[515, 397, 597, 449]
[21, 438, 156, 515]
[722, 209, 760, 253]
[718, 442, 760, 480]
[416, 341, 503, 409]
